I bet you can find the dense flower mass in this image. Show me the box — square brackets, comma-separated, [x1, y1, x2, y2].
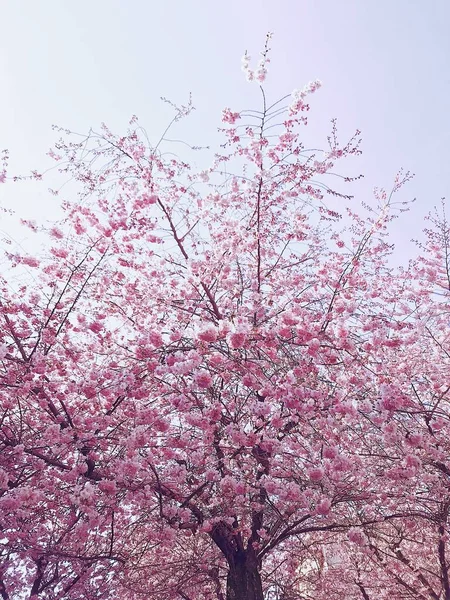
[0, 40, 449, 600]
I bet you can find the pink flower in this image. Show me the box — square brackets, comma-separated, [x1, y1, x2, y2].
[307, 338, 321, 355]
[79, 482, 96, 504]
[323, 446, 337, 459]
[282, 312, 298, 326]
[256, 68, 267, 82]
[265, 480, 278, 494]
[197, 325, 218, 343]
[20, 219, 38, 231]
[205, 469, 217, 482]
[242, 374, 256, 387]
[51, 247, 69, 259]
[278, 326, 292, 338]
[348, 527, 366, 546]
[50, 227, 64, 239]
[405, 455, 421, 470]
[196, 371, 212, 388]
[308, 468, 324, 482]
[222, 108, 240, 124]
[229, 331, 247, 349]
[317, 498, 331, 515]
[21, 256, 40, 267]
[149, 331, 163, 347]
[380, 384, 405, 411]
[407, 433, 423, 447]
[0, 468, 9, 489]
[99, 480, 117, 494]
[89, 322, 103, 334]
[154, 419, 169, 432]
[235, 481, 246, 495]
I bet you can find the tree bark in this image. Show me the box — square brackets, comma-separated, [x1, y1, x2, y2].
[226, 550, 264, 600]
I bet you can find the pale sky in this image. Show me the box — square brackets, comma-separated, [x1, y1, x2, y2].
[0, 0, 449, 258]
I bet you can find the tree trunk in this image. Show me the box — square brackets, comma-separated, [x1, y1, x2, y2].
[226, 551, 264, 600]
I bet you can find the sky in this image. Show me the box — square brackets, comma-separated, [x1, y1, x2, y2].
[0, 0, 449, 261]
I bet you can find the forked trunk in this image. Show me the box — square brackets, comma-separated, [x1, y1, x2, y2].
[226, 551, 264, 600]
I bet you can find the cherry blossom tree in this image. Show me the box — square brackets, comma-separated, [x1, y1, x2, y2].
[296, 204, 450, 600]
[0, 36, 440, 599]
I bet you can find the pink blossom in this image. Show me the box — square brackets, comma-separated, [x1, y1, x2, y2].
[222, 108, 240, 124]
[282, 311, 298, 326]
[51, 247, 69, 259]
[50, 226, 64, 239]
[196, 371, 212, 388]
[0, 468, 9, 489]
[235, 481, 246, 495]
[316, 498, 331, 515]
[99, 480, 117, 494]
[205, 469, 217, 482]
[308, 468, 325, 482]
[407, 433, 423, 447]
[256, 67, 267, 82]
[79, 482, 96, 504]
[20, 219, 38, 231]
[229, 331, 247, 349]
[348, 527, 366, 546]
[89, 321, 103, 334]
[149, 331, 163, 347]
[197, 325, 218, 343]
[307, 338, 321, 355]
[323, 446, 337, 459]
[404, 455, 421, 470]
[142, 193, 158, 205]
[20, 255, 40, 267]
[240, 374, 251, 387]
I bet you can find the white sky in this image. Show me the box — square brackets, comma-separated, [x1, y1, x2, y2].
[0, 0, 449, 259]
